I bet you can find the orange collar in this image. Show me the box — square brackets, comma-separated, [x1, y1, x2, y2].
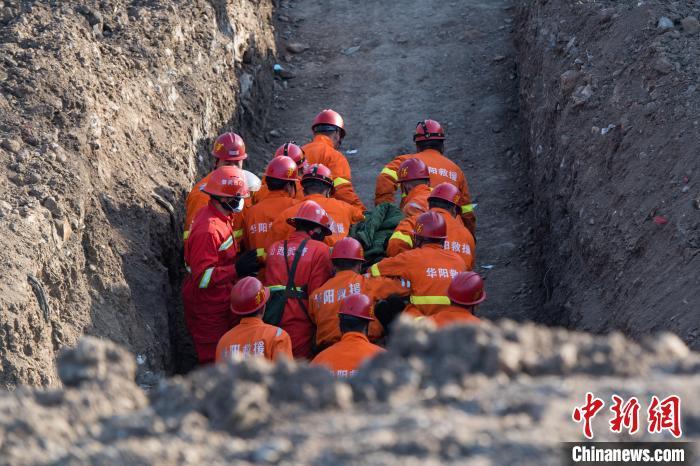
[341, 331, 370, 343]
[239, 316, 264, 325]
[265, 189, 294, 200]
[312, 134, 336, 148]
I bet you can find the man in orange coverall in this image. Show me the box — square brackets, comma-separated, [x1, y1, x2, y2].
[242, 156, 300, 260]
[215, 277, 293, 363]
[252, 142, 306, 204]
[264, 200, 334, 359]
[369, 211, 467, 317]
[374, 119, 476, 234]
[303, 109, 365, 210]
[311, 293, 384, 377]
[387, 182, 475, 269]
[308, 237, 408, 351]
[268, 164, 364, 247]
[396, 157, 431, 217]
[183, 166, 260, 364]
[184, 132, 249, 241]
[424, 271, 483, 327]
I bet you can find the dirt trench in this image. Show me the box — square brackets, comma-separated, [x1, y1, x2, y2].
[264, 0, 544, 322]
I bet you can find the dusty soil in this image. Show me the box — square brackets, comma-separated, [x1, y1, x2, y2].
[0, 0, 276, 388]
[265, 0, 543, 322]
[1, 321, 698, 465]
[517, 1, 700, 346]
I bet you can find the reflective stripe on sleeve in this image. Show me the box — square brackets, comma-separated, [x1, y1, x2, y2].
[275, 327, 283, 337]
[389, 231, 413, 247]
[199, 267, 214, 288]
[461, 204, 475, 214]
[381, 167, 398, 180]
[333, 177, 350, 187]
[256, 248, 267, 258]
[183, 230, 190, 240]
[409, 295, 451, 305]
[218, 235, 234, 251]
[233, 229, 244, 239]
[369, 263, 381, 277]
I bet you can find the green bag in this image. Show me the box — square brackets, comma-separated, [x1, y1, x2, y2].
[262, 239, 309, 326]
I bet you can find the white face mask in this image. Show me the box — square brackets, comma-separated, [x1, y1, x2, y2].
[221, 197, 245, 213]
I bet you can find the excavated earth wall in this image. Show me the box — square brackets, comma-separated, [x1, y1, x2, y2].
[517, 0, 700, 346]
[0, 0, 275, 388]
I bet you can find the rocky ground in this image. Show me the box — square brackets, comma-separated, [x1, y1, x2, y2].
[517, 0, 700, 345]
[0, 321, 697, 465]
[0, 0, 275, 388]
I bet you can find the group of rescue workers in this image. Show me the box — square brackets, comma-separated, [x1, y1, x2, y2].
[182, 110, 487, 376]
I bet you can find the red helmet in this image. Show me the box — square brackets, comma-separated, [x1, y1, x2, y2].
[448, 272, 486, 306]
[202, 166, 249, 198]
[338, 293, 374, 321]
[212, 132, 247, 161]
[331, 237, 364, 261]
[413, 211, 447, 240]
[230, 277, 270, 315]
[397, 158, 430, 183]
[413, 119, 445, 142]
[275, 142, 306, 166]
[301, 163, 334, 187]
[312, 109, 346, 138]
[264, 156, 298, 182]
[428, 182, 461, 206]
[286, 200, 332, 236]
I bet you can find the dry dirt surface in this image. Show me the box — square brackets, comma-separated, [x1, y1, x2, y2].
[0, 0, 276, 388]
[0, 322, 698, 465]
[517, 0, 700, 345]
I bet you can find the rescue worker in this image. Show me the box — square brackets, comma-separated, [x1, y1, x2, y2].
[308, 237, 408, 350]
[252, 142, 305, 204]
[264, 200, 334, 359]
[397, 157, 431, 217]
[387, 182, 475, 269]
[215, 277, 293, 362]
[303, 109, 365, 210]
[242, 156, 300, 259]
[374, 119, 476, 234]
[426, 271, 484, 327]
[184, 132, 254, 243]
[183, 166, 261, 364]
[369, 211, 467, 317]
[310, 293, 384, 377]
[269, 163, 364, 247]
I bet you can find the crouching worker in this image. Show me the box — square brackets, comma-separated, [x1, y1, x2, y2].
[427, 271, 484, 327]
[215, 277, 293, 362]
[311, 294, 384, 377]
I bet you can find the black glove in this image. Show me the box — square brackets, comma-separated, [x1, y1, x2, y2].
[374, 294, 408, 335]
[235, 250, 260, 278]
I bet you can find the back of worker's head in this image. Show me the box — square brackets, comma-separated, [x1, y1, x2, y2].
[413, 210, 447, 247]
[301, 163, 333, 197]
[264, 156, 298, 194]
[413, 119, 445, 154]
[312, 109, 346, 148]
[428, 182, 461, 217]
[230, 277, 269, 318]
[330, 238, 364, 273]
[428, 198, 457, 216]
[448, 271, 486, 311]
[302, 179, 331, 196]
[338, 293, 373, 335]
[416, 139, 444, 154]
[286, 200, 332, 241]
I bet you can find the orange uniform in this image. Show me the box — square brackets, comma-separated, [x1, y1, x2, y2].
[215, 316, 293, 362]
[268, 194, 364, 248]
[310, 332, 384, 376]
[308, 270, 409, 349]
[387, 207, 475, 269]
[264, 231, 333, 358]
[242, 190, 299, 257]
[374, 149, 475, 232]
[400, 184, 431, 217]
[184, 172, 247, 244]
[426, 306, 480, 327]
[252, 178, 304, 205]
[369, 243, 467, 316]
[303, 135, 365, 211]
